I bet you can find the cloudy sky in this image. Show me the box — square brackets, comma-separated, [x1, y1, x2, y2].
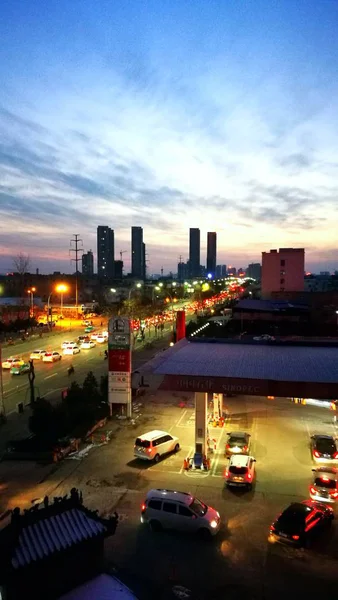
[1, 0, 338, 275]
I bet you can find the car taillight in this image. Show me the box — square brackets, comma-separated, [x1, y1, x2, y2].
[226, 444, 230, 449]
[224, 470, 229, 478]
[141, 503, 146, 511]
[314, 450, 320, 458]
[246, 473, 252, 480]
[147, 448, 152, 453]
[270, 524, 275, 532]
[243, 446, 248, 452]
[333, 452, 338, 459]
[292, 535, 299, 540]
[310, 486, 316, 495]
[331, 491, 338, 498]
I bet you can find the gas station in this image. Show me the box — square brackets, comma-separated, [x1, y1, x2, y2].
[131, 328, 338, 471]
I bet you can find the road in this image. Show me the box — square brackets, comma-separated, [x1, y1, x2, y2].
[1, 320, 175, 415]
[1, 394, 337, 598]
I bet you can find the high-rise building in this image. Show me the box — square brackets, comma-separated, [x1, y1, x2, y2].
[262, 248, 305, 297]
[237, 267, 245, 277]
[189, 228, 200, 278]
[114, 260, 123, 280]
[131, 226, 144, 279]
[177, 261, 189, 282]
[82, 250, 94, 277]
[216, 264, 227, 278]
[97, 226, 114, 278]
[247, 263, 261, 281]
[206, 232, 217, 277]
[227, 267, 237, 276]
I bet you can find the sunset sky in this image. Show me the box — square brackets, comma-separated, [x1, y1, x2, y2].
[1, 0, 338, 274]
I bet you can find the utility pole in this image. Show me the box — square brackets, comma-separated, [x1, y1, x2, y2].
[69, 234, 83, 315]
[161, 266, 164, 277]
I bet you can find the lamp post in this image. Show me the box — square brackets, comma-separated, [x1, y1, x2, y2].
[27, 287, 36, 318]
[56, 284, 68, 318]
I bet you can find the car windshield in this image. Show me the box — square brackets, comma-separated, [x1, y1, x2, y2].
[229, 466, 247, 475]
[317, 438, 336, 453]
[135, 438, 150, 448]
[189, 497, 207, 516]
[229, 436, 246, 445]
[315, 477, 336, 489]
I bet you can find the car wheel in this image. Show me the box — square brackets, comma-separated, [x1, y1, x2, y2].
[154, 454, 160, 463]
[198, 528, 212, 541]
[149, 520, 162, 532]
[174, 443, 180, 453]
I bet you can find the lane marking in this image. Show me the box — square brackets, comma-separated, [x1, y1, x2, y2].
[44, 373, 58, 380]
[175, 409, 188, 428]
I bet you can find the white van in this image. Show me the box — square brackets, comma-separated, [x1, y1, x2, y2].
[141, 489, 221, 538]
[134, 430, 179, 462]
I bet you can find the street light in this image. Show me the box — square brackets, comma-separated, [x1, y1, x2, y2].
[128, 282, 142, 301]
[27, 287, 36, 318]
[56, 284, 68, 318]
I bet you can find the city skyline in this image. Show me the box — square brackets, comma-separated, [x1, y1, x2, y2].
[1, 1, 338, 273]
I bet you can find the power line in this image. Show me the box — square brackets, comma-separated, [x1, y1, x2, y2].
[69, 234, 83, 313]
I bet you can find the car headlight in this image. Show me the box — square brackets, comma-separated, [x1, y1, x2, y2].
[210, 520, 218, 529]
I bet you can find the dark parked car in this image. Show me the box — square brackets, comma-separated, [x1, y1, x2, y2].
[311, 435, 338, 463]
[269, 499, 334, 547]
[225, 431, 250, 457]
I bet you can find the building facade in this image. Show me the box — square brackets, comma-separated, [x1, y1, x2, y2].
[206, 232, 217, 277]
[82, 250, 94, 276]
[131, 226, 144, 279]
[189, 228, 200, 278]
[97, 226, 114, 279]
[262, 248, 305, 297]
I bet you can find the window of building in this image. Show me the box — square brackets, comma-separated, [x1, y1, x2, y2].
[280, 259, 285, 266]
[280, 278, 285, 284]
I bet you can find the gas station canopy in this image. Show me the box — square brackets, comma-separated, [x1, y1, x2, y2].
[134, 339, 338, 399]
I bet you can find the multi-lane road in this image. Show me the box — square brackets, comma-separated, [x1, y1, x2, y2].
[1, 320, 174, 415]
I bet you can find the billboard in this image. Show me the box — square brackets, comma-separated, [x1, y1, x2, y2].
[108, 317, 132, 414]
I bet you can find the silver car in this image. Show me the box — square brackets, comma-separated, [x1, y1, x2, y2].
[310, 467, 338, 503]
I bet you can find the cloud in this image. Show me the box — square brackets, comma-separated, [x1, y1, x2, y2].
[1, 55, 338, 273]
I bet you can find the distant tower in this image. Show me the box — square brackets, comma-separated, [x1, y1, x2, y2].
[206, 232, 217, 277]
[131, 226, 144, 279]
[97, 226, 114, 278]
[189, 228, 200, 278]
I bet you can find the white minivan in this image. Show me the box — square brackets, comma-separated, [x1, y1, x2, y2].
[134, 430, 179, 462]
[141, 489, 221, 538]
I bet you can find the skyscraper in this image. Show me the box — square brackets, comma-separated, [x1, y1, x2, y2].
[206, 232, 217, 277]
[131, 226, 144, 279]
[82, 250, 94, 276]
[189, 228, 200, 278]
[142, 242, 146, 280]
[97, 226, 114, 279]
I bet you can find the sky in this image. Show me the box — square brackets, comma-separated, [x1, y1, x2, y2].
[1, 0, 338, 275]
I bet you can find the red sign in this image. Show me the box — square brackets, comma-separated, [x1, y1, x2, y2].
[176, 310, 186, 342]
[109, 349, 131, 373]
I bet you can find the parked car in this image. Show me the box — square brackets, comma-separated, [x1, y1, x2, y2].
[43, 352, 62, 363]
[269, 499, 334, 547]
[10, 363, 30, 376]
[84, 326, 94, 333]
[141, 489, 221, 537]
[225, 431, 251, 457]
[30, 350, 47, 360]
[61, 341, 77, 350]
[253, 335, 275, 341]
[77, 335, 90, 344]
[311, 434, 338, 462]
[224, 454, 256, 489]
[134, 430, 180, 462]
[2, 357, 24, 370]
[80, 340, 96, 349]
[310, 467, 338, 503]
[96, 334, 108, 344]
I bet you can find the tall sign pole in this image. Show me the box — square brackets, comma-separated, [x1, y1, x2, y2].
[108, 317, 132, 418]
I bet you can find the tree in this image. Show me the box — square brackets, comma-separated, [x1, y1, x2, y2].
[83, 371, 100, 403]
[13, 252, 31, 299]
[29, 397, 60, 442]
